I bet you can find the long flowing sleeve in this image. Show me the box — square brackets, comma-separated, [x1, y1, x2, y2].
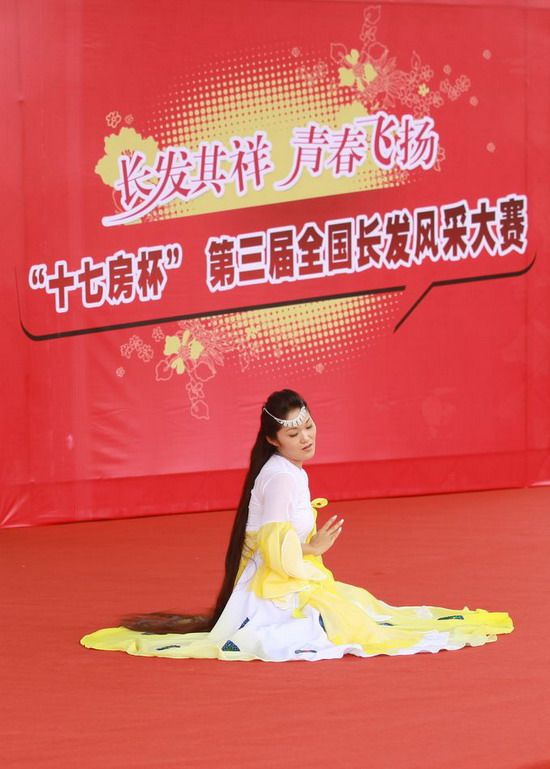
[244, 472, 327, 602]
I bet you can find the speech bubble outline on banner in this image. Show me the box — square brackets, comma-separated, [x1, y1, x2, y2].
[18, 188, 533, 339]
[393, 254, 536, 333]
[17, 255, 536, 342]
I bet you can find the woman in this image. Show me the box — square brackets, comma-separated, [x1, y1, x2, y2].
[81, 388, 513, 661]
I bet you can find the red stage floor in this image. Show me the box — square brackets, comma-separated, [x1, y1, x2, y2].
[2, 487, 550, 769]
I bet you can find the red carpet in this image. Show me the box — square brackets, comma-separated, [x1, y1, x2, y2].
[2, 488, 550, 769]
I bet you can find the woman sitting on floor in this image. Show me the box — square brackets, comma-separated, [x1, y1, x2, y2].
[81, 388, 513, 661]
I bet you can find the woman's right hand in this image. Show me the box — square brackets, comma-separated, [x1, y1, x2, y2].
[303, 515, 344, 556]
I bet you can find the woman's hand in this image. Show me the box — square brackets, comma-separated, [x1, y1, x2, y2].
[302, 515, 344, 556]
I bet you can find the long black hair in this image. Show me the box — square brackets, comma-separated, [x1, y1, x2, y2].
[122, 388, 307, 634]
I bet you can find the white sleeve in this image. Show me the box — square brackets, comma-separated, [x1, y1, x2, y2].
[260, 472, 296, 525]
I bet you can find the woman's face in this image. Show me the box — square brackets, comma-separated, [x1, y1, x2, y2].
[267, 407, 317, 467]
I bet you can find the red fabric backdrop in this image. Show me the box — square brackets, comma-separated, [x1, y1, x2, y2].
[2, 0, 550, 527]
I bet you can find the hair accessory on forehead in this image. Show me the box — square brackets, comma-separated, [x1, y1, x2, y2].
[263, 404, 308, 428]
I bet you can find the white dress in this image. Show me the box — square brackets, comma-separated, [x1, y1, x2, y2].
[208, 453, 353, 661]
[81, 453, 514, 661]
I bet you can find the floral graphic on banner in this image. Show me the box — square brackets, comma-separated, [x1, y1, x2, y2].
[120, 335, 154, 362]
[332, 6, 471, 115]
[105, 111, 122, 129]
[148, 319, 260, 420]
[118, 290, 402, 419]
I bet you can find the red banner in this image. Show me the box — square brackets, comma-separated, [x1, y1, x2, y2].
[2, 0, 550, 526]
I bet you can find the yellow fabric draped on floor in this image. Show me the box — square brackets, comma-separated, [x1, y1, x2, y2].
[81, 500, 513, 661]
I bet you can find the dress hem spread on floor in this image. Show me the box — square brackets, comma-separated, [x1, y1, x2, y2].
[81, 456, 513, 662]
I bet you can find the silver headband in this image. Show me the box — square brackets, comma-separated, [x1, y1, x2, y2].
[263, 404, 308, 428]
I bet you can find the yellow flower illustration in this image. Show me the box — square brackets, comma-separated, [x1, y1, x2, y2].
[164, 331, 204, 375]
[338, 49, 378, 92]
[418, 83, 430, 97]
[95, 127, 159, 187]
